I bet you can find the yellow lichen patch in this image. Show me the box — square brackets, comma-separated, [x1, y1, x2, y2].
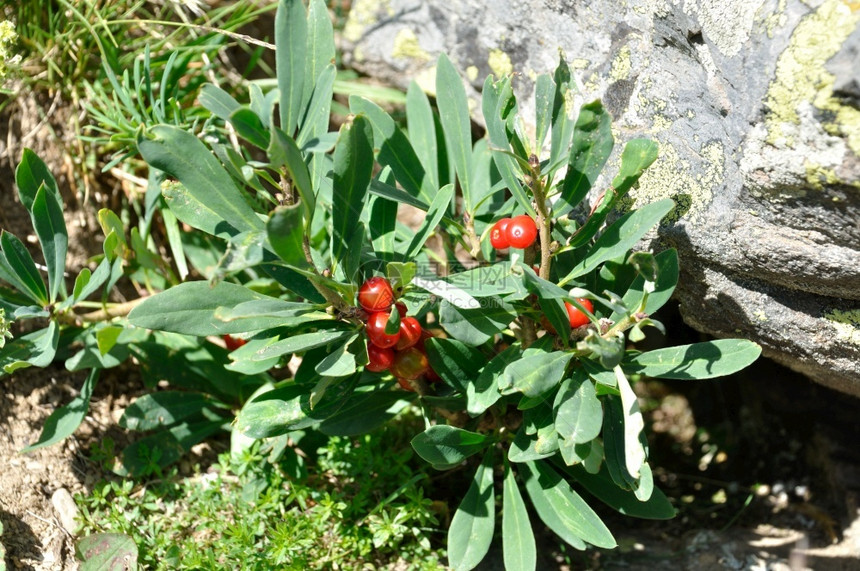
[753, 310, 768, 322]
[824, 309, 860, 346]
[650, 114, 673, 133]
[764, 0, 860, 148]
[571, 58, 590, 70]
[610, 45, 632, 81]
[414, 65, 437, 97]
[392, 29, 431, 62]
[630, 140, 725, 223]
[343, 0, 392, 43]
[465, 65, 479, 82]
[488, 49, 513, 78]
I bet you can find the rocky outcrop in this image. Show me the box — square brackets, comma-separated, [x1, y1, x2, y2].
[342, 0, 860, 396]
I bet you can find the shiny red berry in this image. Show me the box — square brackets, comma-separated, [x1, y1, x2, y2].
[506, 215, 538, 249]
[490, 218, 512, 249]
[390, 347, 430, 380]
[366, 343, 394, 372]
[394, 302, 408, 318]
[366, 311, 401, 348]
[565, 298, 594, 328]
[358, 277, 394, 313]
[396, 317, 422, 350]
[397, 377, 416, 392]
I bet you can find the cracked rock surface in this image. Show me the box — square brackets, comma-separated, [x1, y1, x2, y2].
[343, 0, 860, 396]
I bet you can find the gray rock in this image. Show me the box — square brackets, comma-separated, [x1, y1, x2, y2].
[343, 0, 860, 396]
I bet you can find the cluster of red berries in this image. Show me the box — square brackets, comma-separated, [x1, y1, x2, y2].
[223, 334, 247, 351]
[489, 215, 538, 250]
[358, 277, 438, 391]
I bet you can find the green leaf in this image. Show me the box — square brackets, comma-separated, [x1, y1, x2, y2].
[161, 206, 189, 280]
[315, 334, 360, 377]
[350, 95, 433, 204]
[502, 466, 536, 571]
[406, 81, 439, 190]
[447, 450, 496, 571]
[128, 281, 270, 336]
[252, 330, 354, 362]
[549, 57, 575, 180]
[138, 126, 264, 236]
[331, 115, 374, 269]
[436, 54, 474, 211]
[267, 128, 315, 225]
[276, 0, 307, 135]
[267, 203, 310, 268]
[423, 338, 484, 393]
[297, 64, 336, 147]
[534, 74, 555, 153]
[15, 148, 60, 212]
[554, 371, 602, 444]
[560, 198, 674, 284]
[369, 194, 398, 261]
[198, 83, 240, 121]
[522, 460, 616, 549]
[602, 394, 638, 490]
[411, 425, 490, 470]
[31, 186, 67, 304]
[624, 339, 762, 380]
[614, 366, 646, 480]
[0, 321, 58, 375]
[438, 297, 516, 347]
[213, 299, 329, 330]
[611, 248, 679, 321]
[481, 75, 533, 215]
[567, 463, 676, 519]
[319, 389, 412, 436]
[503, 350, 573, 398]
[467, 343, 519, 415]
[76, 533, 138, 571]
[301, 0, 335, 118]
[405, 184, 454, 259]
[0, 231, 48, 305]
[556, 100, 614, 216]
[119, 391, 224, 431]
[369, 178, 430, 211]
[567, 138, 659, 248]
[229, 107, 270, 149]
[22, 368, 98, 452]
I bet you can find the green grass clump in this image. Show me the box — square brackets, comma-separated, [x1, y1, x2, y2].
[76, 421, 447, 570]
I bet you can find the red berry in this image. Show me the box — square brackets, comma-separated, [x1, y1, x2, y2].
[565, 298, 594, 328]
[506, 215, 537, 249]
[366, 343, 394, 372]
[358, 277, 394, 313]
[490, 218, 512, 249]
[390, 347, 430, 380]
[395, 302, 408, 318]
[223, 335, 246, 351]
[366, 311, 401, 348]
[396, 317, 422, 350]
[415, 329, 434, 352]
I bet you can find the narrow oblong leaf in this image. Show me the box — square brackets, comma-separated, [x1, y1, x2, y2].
[556, 100, 614, 216]
[15, 148, 60, 212]
[276, 0, 307, 135]
[503, 351, 573, 398]
[554, 372, 603, 444]
[302, 0, 335, 117]
[534, 73, 555, 153]
[138, 126, 264, 236]
[405, 184, 454, 259]
[614, 366, 646, 480]
[406, 81, 439, 190]
[436, 54, 474, 211]
[0, 231, 48, 305]
[567, 463, 676, 520]
[522, 460, 616, 549]
[199, 83, 240, 121]
[331, 116, 374, 268]
[120, 392, 222, 431]
[447, 450, 496, 571]
[267, 203, 310, 268]
[503, 463, 537, 571]
[268, 128, 315, 224]
[560, 198, 674, 284]
[350, 95, 433, 204]
[624, 339, 762, 380]
[439, 297, 516, 347]
[22, 368, 98, 452]
[411, 425, 490, 469]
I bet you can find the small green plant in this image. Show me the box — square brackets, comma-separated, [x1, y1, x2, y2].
[2, 0, 763, 568]
[77, 432, 445, 570]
